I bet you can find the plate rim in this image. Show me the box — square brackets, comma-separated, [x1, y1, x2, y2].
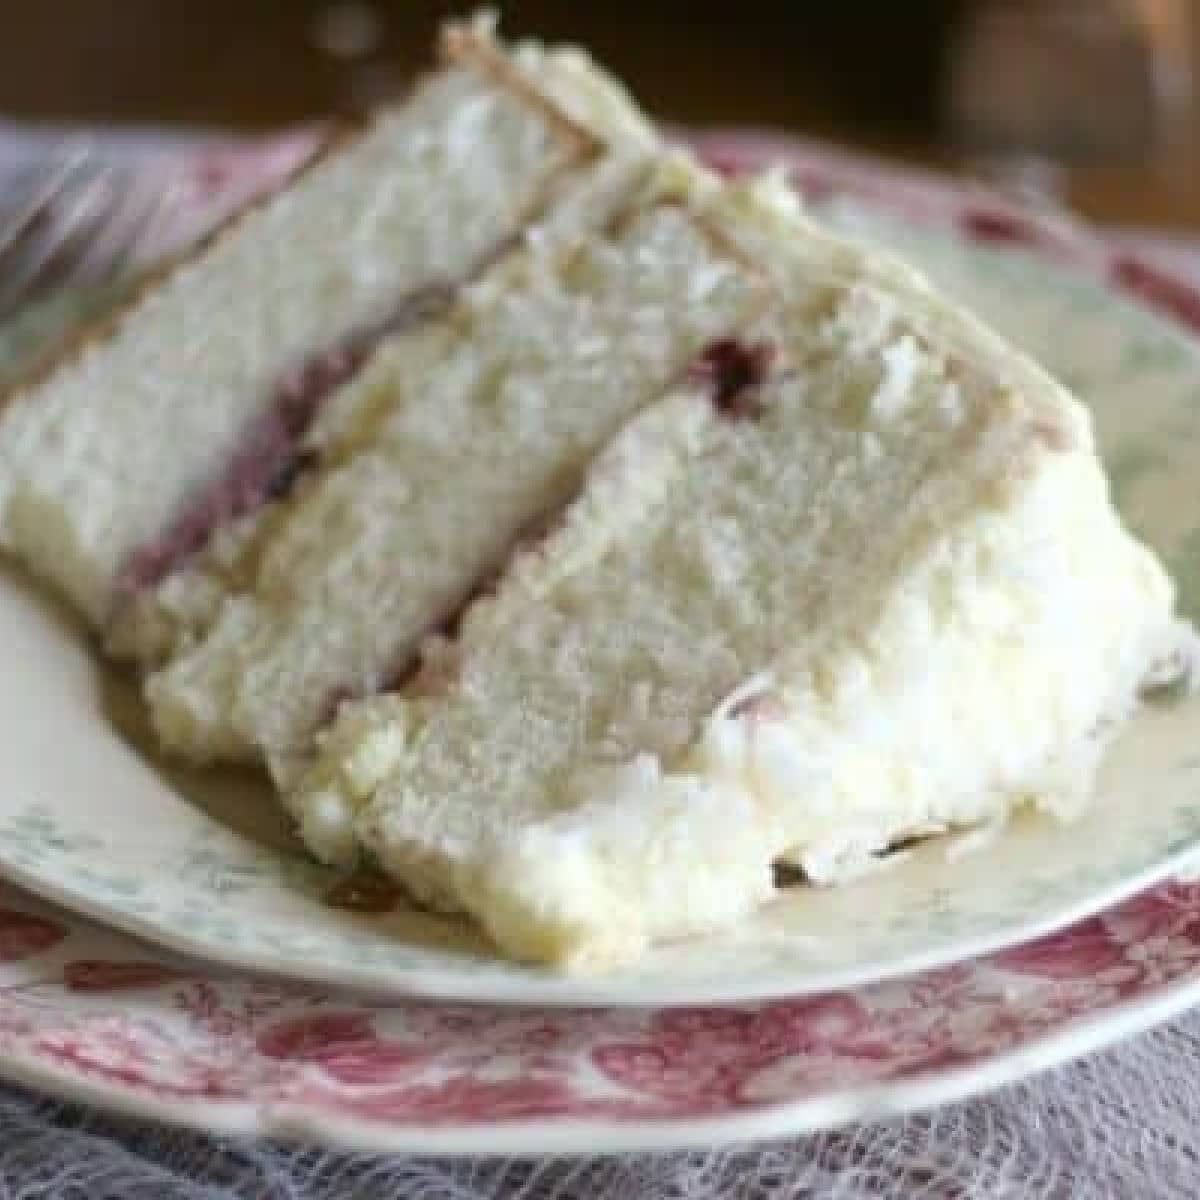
[0, 918, 1195, 1156]
[3, 816, 1200, 1008]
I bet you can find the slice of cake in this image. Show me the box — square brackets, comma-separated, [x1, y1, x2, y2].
[3, 14, 1189, 975]
[292, 175, 1194, 969]
[0, 17, 654, 644]
[145, 166, 768, 782]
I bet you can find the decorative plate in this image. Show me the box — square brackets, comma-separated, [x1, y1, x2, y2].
[1, 136, 1200, 1008]
[4, 872, 1200, 1153]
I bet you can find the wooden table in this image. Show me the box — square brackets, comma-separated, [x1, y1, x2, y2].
[1, 0, 1197, 231]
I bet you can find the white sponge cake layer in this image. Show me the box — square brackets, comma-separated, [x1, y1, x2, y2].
[292, 185, 1187, 969]
[0, 36, 607, 627]
[107, 138, 658, 672]
[146, 194, 767, 781]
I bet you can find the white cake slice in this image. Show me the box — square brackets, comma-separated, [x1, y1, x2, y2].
[146, 168, 768, 780]
[0, 17, 654, 644]
[2, 14, 1190, 975]
[292, 175, 1194, 969]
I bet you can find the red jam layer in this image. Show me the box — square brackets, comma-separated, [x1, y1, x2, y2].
[115, 283, 454, 597]
[688, 338, 776, 421]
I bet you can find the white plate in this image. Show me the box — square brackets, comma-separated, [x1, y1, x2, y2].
[1, 140, 1200, 1007]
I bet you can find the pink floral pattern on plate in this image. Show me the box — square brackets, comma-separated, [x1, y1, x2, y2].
[2, 873, 1200, 1151]
[690, 128, 1200, 327]
[0, 131, 1199, 1151]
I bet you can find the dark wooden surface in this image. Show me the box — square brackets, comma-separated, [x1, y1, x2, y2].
[0, 0, 1197, 230]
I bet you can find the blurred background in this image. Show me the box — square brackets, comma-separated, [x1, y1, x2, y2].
[0, 0, 1197, 228]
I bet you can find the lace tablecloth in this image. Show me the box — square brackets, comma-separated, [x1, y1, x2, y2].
[0, 1016, 1198, 1198]
[2, 123, 1200, 1199]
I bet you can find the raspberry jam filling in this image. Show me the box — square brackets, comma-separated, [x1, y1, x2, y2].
[313, 504, 570, 732]
[689, 338, 776, 420]
[115, 283, 454, 597]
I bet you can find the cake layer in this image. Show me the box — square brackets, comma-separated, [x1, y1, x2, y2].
[292, 178, 1190, 969]
[107, 166, 658, 670]
[0, 21, 650, 629]
[146, 180, 767, 782]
